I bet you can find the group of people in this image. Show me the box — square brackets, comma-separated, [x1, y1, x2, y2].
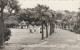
[29, 25, 36, 33]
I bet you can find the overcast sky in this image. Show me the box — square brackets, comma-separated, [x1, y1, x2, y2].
[18, 0, 80, 12]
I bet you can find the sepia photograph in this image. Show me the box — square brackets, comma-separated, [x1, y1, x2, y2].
[0, 0, 80, 50]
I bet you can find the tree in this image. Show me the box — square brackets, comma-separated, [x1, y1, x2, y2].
[56, 11, 64, 20]
[17, 4, 55, 39]
[64, 10, 70, 14]
[4, 0, 20, 20]
[35, 4, 55, 38]
[73, 9, 80, 33]
[17, 8, 37, 24]
[35, 4, 50, 39]
[46, 10, 55, 35]
[55, 11, 64, 29]
[0, 0, 4, 47]
[17, 9, 28, 22]
[0, 0, 19, 47]
[77, 11, 80, 18]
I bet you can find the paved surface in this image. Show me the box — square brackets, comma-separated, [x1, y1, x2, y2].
[2, 28, 80, 50]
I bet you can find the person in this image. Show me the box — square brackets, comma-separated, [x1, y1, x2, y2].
[33, 25, 36, 32]
[29, 25, 33, 33]
[40, 26, 42, 33]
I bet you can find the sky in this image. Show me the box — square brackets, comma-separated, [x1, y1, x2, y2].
[18, 0, 80, 12]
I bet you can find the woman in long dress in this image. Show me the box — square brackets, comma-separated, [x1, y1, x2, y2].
[29, 25, 33, 33]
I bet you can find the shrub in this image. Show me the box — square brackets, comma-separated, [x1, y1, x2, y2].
[4, 28, 11, 42]
[5, 24, 10, 28]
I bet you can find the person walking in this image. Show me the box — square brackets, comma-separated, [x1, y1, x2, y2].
[33, 25, 36, 32]
[29, 25, 33, 33]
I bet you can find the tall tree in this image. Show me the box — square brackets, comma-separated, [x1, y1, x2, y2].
[35, 4, 49, 39]
[0, 0, 19, 47]
[0, 0, 4, 47]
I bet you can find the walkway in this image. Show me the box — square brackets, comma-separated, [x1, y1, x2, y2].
[3, 28, 80, 50]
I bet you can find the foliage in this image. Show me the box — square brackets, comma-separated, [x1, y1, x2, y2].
[56, 11, 64, 20]
[4, 28, 11, 42]
[17, 4, 54, 25]
[77, 11, 80, 17]
[0, 0, 20, 20]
